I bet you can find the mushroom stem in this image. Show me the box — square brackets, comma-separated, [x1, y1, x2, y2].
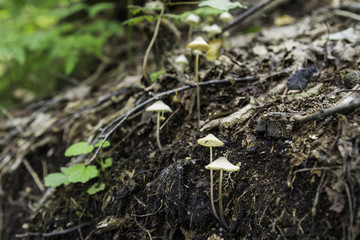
[209, 146, 221, 222]
[156, 111, 162, 150]
[195, 50, 201, 128]
[188, 25, 193, 44]
[219, 169, 230, 229]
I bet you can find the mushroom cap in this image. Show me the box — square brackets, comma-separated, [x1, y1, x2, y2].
[198, 133, 224, 147]
[146, 100, 172, 112]
[203, 24, 222, 35]
[219, 12, 233, 22]
[187, 36, 210, 52]
[205, 157, 240, 172]
[185, 13, 200, 24]
[175, 54, 189, 65]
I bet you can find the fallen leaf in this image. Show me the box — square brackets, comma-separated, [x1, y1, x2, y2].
[274, 14, 296, 26]
[325, 187, 345, 213]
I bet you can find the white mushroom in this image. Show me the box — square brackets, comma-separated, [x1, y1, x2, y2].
[175, 54, 189, 73]
[206, 157, 240, 228]
[198, 134, 224, 222]
[146, 100, 172, 150]
[185, 13, 200, 43]
[219, 12, 234, 22]
[187, 37, 210, 128]
[203, 24, 222, 36]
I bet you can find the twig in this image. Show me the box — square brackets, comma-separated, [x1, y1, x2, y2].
[134, 216, 153, 240]
[336, 89, 360, 93]
[86, 75, 258, 165]
[0, 199, 3, 240]
[221, 0, 274, 34]
[292, 99, 360, 123]
[15, 222, 91, 238]
[344, 182, 354, 240]
[143, 3, 165, 85]
[132, 200, 163, 217]
[0, 105, 24, 132]
[311, 170, 326, 216]
[166, 1, 200, 6]
[23, 158, 45, 192]
[160, 107, 179, 131]
[334, 9, 360, 21]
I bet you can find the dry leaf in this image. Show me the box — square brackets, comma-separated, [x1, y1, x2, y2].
[274, 14, 296, 26]
[325, 187, 345, 213]
[206, 38, 222, 61]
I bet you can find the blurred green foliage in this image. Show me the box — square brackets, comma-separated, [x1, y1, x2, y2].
[0, 0, 123, 108]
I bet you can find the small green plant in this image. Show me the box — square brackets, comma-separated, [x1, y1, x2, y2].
[44, 139, 113, 195]
[150, 69, 166, 83]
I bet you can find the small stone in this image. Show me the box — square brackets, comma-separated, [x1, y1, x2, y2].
[287, 66, 320, 90]
[343, 71, 360, 88]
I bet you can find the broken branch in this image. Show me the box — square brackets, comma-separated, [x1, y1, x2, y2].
[86, 76, 259, 165]
[292, 99, 360, 123]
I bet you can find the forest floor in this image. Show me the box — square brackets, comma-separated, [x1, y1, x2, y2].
[1, 1, 360, 239]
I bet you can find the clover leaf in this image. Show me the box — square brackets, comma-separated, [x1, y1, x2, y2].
[65, 142, 94, 156]
[44, 173, 70, 188]
[87, 182, 105, 195]
[94, 139, 111, 148]
[65, 164, 99, 183]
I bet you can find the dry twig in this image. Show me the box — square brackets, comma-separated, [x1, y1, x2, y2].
[15, 222, 91, 238]
[86, 76, 258, 165]
[142, 3, 165, 84]
[292, 99, 360, 123]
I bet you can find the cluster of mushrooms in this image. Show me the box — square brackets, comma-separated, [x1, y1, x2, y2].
[145, 11, 239, 229]
[198, 134, 240, 229]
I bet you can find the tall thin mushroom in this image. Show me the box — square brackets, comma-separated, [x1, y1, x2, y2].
[187, 36, 210, 128]
[146, 100, 172, 150]
[185, 13, 200, 43]
[198, 134, 224, 222]
[205, 157, 240, 229]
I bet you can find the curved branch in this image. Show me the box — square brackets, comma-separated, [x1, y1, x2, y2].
[86, 75, 258, 165]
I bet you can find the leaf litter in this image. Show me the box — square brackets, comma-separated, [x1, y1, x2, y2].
[1, 1, 360, 239]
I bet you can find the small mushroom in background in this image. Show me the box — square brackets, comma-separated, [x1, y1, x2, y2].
[187, 36, 210, 128]
[205, 157, 240, 229]
[219, 12, 234, 23]
[218, 12, 233, 45]
[145, 100, 172, 150]
[198, 133, 224, 223]
[175, 54, 189, 74]
[185, 13, 200, 43]
[202, 24, 222, 37]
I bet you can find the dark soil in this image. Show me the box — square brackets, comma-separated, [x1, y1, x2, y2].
[1, 1, 360, 239]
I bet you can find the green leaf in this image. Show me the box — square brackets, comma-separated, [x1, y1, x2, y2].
[94, 139, 111, 148]
[122, 15, 154, 26]
[60, 167, 68, 174]
[64, 53, 79, 75]
[65, 142, 94, 156]
[245, 26, 262, 33]
[191, 7, 224, 17]
[87, 182, 105, 195]
[88, 3, 114, 18]
[102, 158, 113, 169]
[50, 3, 88, 19]
[66, 164, 99, 183]
[44, 172, 69, 188]
[10, 45, 26, 65]
[199, 0, 246, 11]
[150, 69, 165, 83]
